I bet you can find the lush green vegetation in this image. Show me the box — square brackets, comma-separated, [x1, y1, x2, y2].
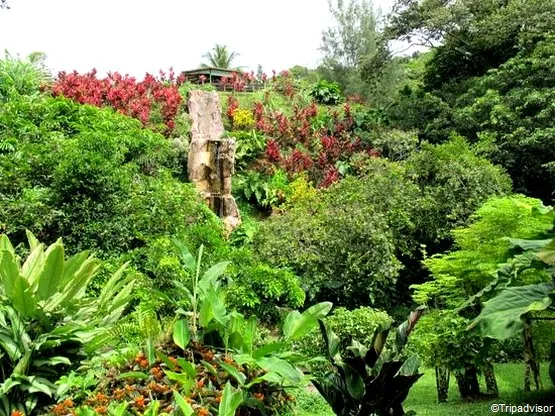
[287, 363, 555, 416]
[1, 0, 555, 414]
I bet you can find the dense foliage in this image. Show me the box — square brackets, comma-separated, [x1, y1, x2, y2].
[255, 145, 510, 311]
[0, 90, 224, 269]
[0, 233, 134, 414]
[2, 0, 555, 410]
[254, 183, 400, 308]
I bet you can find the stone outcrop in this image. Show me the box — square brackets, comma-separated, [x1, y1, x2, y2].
[187, 90, 241, 233]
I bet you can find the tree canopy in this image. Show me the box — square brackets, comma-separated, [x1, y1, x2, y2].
[201, 44, 240, 69]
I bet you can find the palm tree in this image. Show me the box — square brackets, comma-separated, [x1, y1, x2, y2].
[201, 44, 240, 69]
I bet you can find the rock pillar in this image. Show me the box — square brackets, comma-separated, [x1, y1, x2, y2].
[187, 90, 241, 234]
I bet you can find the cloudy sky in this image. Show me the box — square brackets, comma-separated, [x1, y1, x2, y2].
[0, 0, 396, 77]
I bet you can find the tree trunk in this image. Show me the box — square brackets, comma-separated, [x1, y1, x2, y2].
[435, 366, 450, 403]
[454, 366, 481, 400]
[523, 319, 542, 392]
[482, 360, 498, 397]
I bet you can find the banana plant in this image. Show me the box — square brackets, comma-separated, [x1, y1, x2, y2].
[171, 239, 230, 344]
[228, 302, 334, 388]
[468, 236, 555, 385]
[0, 231, 135, 413]
[312, 307, 425, 416]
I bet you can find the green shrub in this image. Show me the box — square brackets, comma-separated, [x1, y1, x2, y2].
[0, 92, 226, 279]
[310, 79, 343, 105]
[255, 192, 400, 308]
[408, 310, 483, 371]
[232, 129, 266, 169]
[255, 161, 413, 309]
[178, 81, 215, 100]
[227, 263, 305, 324]
[405, 136, 512, 251]
[326, 159, 421, 259]
[234, 169, 291, 210]
[293, 307, 393, 361]
[370, 129, 419, 161]
[0, 52, 50, 102]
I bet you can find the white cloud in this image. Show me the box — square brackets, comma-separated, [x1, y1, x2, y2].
[0, 0, 395, 77]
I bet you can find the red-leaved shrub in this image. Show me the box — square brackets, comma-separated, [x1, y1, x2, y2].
[52, 69, 182, 135]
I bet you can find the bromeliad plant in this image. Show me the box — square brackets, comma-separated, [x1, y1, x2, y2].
[0, 231, 135, 415]
[313, 307, 426, 416]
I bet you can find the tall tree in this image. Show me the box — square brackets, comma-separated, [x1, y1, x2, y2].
[319, 0, 392, 102]
[412, 195, 554, 400]
[386, 0, 555, 93]
[201, 44, 240, 69]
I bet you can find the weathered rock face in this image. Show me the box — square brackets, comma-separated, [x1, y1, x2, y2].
[187, 90, 241, 234]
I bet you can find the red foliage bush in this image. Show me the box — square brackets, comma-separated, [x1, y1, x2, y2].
[231, 95, 370, 187]
[52, 69, 182, 136]
[265, 139, 282, 162]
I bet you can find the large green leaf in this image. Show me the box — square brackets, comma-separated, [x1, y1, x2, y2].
[171, 238, 196, 273]
[252, 342, 286, 359]
[242, 315, 257, 354]
[173, 319, 190, 350]
[25, 230, 40, 251]
[509, 237, 555, 265]
[176, 358, 196, 379]
[11, 277, 37, 318]
[218, 382, 244, 416]
[166, 371, 194, 394]
[0, 249, 19, 299]
[283, 302, 333, 340]
[0, 332, 23, 361]
[469, 282, 554, 339]
[318, 319, 340, 364]
[98, 265, 134, 326]
[256, 356, 302, 383]
[37, 241, 64, 300]
[33, 356, 71, 367]
[340, 362, 365, 400]
[219, 362, 247, 386]
[60, 251, 91, 288]
[396, 354, 421, 376]
[0, 234, 15, 254]
[0, 377, 21, 395]
[537, 240, 555, 265]
[173, 390, 194, 416]
[20, 244, 45, 287]
[50, 257, 100, 311]
[198, 261, 230, 294]
[508, 238, 553, 252]
[97, 262, 130, 309]
[199, 290, 228, 328]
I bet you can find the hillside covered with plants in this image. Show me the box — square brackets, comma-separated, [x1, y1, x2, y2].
[0, 0, 554, 415]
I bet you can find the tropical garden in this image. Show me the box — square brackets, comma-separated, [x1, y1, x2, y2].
[0, 0, 554, 415]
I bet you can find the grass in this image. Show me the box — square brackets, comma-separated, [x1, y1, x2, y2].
[287, 363, 554, 416]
